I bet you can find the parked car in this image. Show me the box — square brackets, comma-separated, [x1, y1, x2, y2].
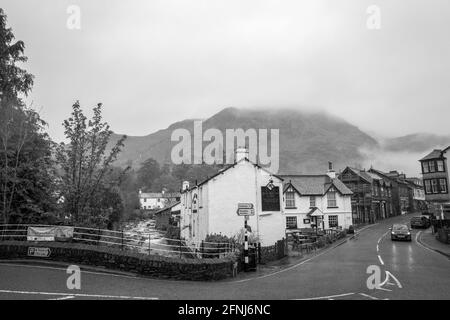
[390, 224, 412, 241]
[347, 225, 355, 234]
[410, 216, 430, 229]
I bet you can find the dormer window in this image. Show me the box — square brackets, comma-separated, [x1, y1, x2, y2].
[285, 186, 296, 208]
[309, 196, 316, 208]
[327, 187, 337, 208]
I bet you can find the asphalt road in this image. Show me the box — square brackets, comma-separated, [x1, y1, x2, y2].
[0, 214, 449, 300]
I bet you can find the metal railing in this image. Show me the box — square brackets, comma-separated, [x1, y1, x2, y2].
[0, 224, 237, 259]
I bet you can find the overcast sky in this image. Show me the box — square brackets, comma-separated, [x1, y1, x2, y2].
[2, 0, 450, 141]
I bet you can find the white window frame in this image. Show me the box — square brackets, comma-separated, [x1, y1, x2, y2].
[285, 187, 296, 208]
[328, 215, 338, 228]
[286, 216, 298, 229]
[309, 196, 316, 208]
[327, 188, 337, 208]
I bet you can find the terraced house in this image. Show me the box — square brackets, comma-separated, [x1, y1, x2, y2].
[368, 169, 412, 216]
[339, 167, 394, 224]
[282, 163, 353, 232]
[419, 147, 450, 219]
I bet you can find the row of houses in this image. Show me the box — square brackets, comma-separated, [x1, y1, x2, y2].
[143, 147, 448, 249]
[339, 167, 426, 225]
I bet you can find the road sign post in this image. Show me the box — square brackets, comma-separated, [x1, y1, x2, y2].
[244, 216, 249, 272]
[236, 203, 254, 272]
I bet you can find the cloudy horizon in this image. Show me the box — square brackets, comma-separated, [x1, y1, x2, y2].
[2, 0, 450, 142]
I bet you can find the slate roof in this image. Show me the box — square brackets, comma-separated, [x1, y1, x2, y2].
[369, 168, 408, 186]
[344, 167, 392, 187]
[281, 175, 353, 196]
[182, 158, 284, 193]
[154, 201, 181, 215]
[139, 192, 180, 199]
[420, 147, 450, 161]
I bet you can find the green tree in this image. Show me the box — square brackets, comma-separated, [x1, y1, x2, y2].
[0, 9, 34, 101]
[136, 158, 160, 191]
[0, 9, 56, 224]
[56, 101, 127, 227]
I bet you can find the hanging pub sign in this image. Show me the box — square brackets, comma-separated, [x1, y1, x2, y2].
[261, 186, 280, 211]
[192, 193, 198, 213]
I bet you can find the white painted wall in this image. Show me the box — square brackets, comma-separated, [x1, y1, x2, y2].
[180, 160, 286, 248]
[284, 188, 353, 230]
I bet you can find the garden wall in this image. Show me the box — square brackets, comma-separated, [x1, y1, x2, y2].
[0, 241, 237, 281]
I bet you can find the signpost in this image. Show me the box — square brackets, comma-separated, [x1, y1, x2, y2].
[27, 247, 51, 258]
[237, 203, 255, 216]
[237, 203, 254, 271]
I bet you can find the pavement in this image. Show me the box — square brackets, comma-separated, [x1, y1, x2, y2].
[417, 228, 450, 258]
[0, 213, 449, 300]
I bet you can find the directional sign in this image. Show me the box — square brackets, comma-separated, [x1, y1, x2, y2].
[237, 208, 255, 216]
[238, 203, 254, 209]
[28, 247, 51, 258]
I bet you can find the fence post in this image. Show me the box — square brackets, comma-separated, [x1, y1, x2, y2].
[258, 243, 261, 264]
[201, 240, 204, 259]
[148, 233, 151, 255]
[97, 228, 100, 245]
[179, 239, 182, 259]
[121, 230, 124, 250]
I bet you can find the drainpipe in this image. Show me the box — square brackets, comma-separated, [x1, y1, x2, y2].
[255, 165, 260, 242]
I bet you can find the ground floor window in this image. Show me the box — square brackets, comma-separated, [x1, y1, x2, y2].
[286, 216, 298, 229]
[328, 215, 338, 228]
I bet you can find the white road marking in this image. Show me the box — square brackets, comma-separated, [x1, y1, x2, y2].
[376, 287, 392, 292]
[379, 271, 402, 289]
[375, 230, 389, 266]
[359, 293, 379, 300]
[49, 296, 75, 300]
[0, 289, 158, 300]
[378, 255, 384, 265]
[415, 231, 442, 256]
[294, 292, 356, 300]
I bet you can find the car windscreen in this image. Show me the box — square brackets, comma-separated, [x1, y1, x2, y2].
[393, 225, 408, 230]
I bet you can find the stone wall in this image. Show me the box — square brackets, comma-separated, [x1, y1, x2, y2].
[0, 241, 237, 281]
[258, 239, 287, 264]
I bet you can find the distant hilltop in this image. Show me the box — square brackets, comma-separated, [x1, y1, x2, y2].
[108, 107, 450, 176]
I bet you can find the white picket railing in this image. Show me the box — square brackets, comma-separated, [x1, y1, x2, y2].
[0, 224, 237, 259]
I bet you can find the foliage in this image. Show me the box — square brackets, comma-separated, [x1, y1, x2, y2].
[136, 158, 160, 191]
[0, 9, 56, 224]
[0, 8, 34, 101]
[56, 101, 127, 227]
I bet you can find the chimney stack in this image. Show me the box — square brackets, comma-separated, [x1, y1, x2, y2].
[235, 147, 249, 162]
[182, 181, 190, 191]
[327, 162, 336, 179]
